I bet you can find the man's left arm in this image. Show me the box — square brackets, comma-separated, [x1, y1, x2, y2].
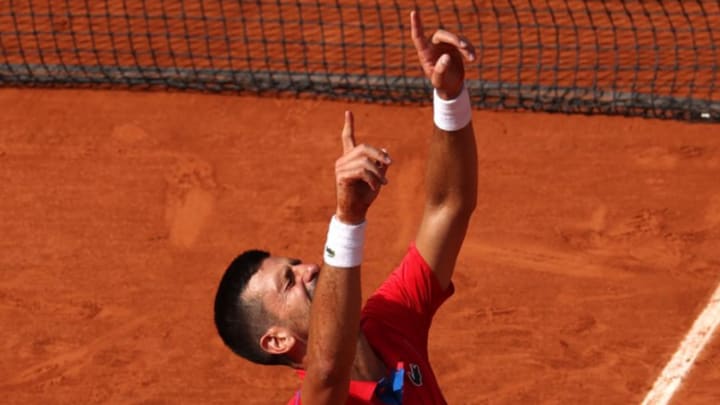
[411, 11, 478, 291]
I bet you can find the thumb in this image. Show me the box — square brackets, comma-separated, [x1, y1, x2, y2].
[430, 54, 451, 89]
[341, 110, 355, 154]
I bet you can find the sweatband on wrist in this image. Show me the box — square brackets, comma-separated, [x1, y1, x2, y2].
[433, 85, 472, 131]
[323, 216, 366, 268]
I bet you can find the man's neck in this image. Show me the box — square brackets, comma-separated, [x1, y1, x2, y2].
[296, 332, 385, 381]
[350, 332, 386, 381]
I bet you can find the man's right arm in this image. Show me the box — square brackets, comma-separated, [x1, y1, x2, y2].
[300, 111, 391, 404]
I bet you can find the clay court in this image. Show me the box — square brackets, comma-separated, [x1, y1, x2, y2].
[2, 1, 720, 404]
[1, 88, 718, 404]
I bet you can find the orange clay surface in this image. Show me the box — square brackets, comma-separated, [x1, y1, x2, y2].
[1, 88, 719, 404]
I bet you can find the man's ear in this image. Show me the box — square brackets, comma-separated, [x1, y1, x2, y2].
[259, 326, 296, 355]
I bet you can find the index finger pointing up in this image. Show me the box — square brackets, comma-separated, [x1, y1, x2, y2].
[410, 10, 428, 52]
[342, 110, 355, 154]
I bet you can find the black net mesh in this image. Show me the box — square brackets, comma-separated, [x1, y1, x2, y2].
[1, 1, 718, 121]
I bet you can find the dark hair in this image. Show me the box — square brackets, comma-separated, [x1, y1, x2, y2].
[214, 249, 290, 366]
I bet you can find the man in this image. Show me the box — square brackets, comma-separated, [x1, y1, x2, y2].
[214, 11, 477, 404]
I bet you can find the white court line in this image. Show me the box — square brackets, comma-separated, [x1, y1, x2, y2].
[641, 282, 720, 405]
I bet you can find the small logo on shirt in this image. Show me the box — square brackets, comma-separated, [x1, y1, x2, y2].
[407, 363, 423, 387]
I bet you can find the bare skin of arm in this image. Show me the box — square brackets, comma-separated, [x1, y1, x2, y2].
[411, 10, 479, 290]
[301, 112, 391, 404]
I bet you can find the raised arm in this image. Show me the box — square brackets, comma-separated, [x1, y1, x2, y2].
[301, 112, 391, 404]
[411, 11, 478, 290]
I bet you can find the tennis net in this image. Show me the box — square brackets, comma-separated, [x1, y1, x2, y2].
[1, 1, 718, 121]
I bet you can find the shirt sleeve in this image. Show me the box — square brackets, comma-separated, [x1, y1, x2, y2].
[362, 242, 454, 343]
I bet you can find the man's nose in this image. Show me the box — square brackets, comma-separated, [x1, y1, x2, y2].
[300, 264, 320, 284]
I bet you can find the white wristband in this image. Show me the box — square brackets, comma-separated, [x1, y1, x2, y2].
[323, 216, 366, 268]
[433, 85, 472, 131]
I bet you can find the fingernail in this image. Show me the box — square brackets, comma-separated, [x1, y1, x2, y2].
[469, 53, 475, 61]
[460, 40, 467, 48]
[382, 148, 392, 163]
[440, 54, 450, 64]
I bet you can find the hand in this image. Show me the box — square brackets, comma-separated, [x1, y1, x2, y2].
[334, 111, 392, 224]
[411, 10, 475, 100]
